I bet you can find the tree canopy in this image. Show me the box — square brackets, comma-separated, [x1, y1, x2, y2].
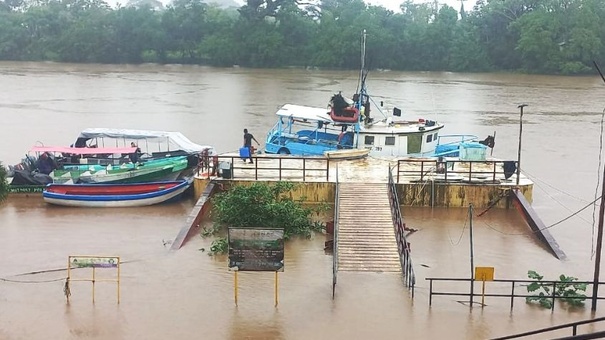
[0, 0, 604, 74]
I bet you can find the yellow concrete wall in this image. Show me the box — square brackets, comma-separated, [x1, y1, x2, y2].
[192, 178, 210, 199]
[193, 178, 335, 205]
[397, 183, 533, 208]
[194, 178, 532, 209]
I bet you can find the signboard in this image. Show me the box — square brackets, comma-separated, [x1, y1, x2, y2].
[228, 228, 284, 272]
[70, 256, 119, 268]
[474, 266, 495, 281]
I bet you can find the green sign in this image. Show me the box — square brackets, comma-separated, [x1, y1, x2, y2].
[228, 228, 284, 272]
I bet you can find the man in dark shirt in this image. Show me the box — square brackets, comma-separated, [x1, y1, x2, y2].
[243, 128, 259, 164]
[129, 142, 142, 163]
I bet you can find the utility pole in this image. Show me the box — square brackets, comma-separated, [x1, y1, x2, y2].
[469, 203, 474, 306]
[516, 104, 527, 186]
[592, 166, 605, 310]
[592, 61, 605, 311]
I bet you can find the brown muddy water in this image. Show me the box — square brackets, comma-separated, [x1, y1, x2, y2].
[1, 62, 605, 339]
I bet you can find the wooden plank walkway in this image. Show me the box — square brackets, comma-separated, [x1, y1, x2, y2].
[337, 183, 402, 272]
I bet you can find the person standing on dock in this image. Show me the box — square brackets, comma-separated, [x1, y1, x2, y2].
[243, 128, 260, 164]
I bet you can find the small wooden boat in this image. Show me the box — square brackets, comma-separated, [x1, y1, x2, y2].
[323, 148, 370, 160]
[43, 180, 191, 207]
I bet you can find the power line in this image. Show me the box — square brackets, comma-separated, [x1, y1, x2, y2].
[480, 195, 602, 236]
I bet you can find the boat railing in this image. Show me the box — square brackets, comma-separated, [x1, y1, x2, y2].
[436, 134, 478, 146]
[388, 166, 416, 293]
[211, 154, 331, 182]
[394, 158, 515, 184]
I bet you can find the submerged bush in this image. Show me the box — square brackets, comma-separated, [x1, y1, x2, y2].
[203, 182, 327, 255]
[526, 270, 587, 309]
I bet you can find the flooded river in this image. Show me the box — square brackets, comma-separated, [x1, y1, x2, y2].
[1, 62, 605, 339]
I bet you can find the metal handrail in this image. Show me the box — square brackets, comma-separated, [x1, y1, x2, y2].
[332, 165, 339, 299]
[426, 277, 605, 311]
[395, 159, 516, 184]
[492, 316, 605, 339]
[388, 166, 416, 294]
[211, 154, 331, 182]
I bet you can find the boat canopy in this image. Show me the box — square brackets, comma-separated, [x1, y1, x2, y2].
[31, 146, 137, 155]
[276, 104, 333, 123]
[76, 128, 214, 154]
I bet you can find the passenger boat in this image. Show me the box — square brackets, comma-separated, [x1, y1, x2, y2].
[264, 30, 490, 159]
[70, 128, 215, 168]
[42, 180, 191, 207]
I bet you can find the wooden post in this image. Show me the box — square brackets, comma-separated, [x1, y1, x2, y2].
[92, 266, 96, 304]
[274, 271, 279, 307]
[234, 271, 239, 306]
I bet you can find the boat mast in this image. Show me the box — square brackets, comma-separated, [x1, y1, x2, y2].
[358, 29, 366, 98]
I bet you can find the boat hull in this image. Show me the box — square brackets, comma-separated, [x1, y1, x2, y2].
[43, 180, 191, 207]
[324, 148, 370, 160]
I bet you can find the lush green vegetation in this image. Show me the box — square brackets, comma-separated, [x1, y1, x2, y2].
[0, 0, 603, 74]
[0, 162, 8, 202]
[525, 270, 587, 309]
[203, 181, 326, 255]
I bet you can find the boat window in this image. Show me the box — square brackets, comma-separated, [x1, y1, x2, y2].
[426, 134, 433, 143]
[433, 133, 438, 141]
[385, 136, 395, 145]
[364, 136, 375, 145]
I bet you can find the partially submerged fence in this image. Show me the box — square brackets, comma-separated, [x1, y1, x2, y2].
[388, 167, 416, 293]
[426, 277, 605, 311]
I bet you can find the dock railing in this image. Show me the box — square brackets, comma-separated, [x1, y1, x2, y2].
[395, 158, 515, 184]
[208, 154, 331, 182]
[388, 166, 416, 294]
[427, 277, 605, 311]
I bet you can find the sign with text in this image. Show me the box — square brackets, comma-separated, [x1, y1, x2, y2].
[228, 228, 284, 272]
[70, 256, 119, 268]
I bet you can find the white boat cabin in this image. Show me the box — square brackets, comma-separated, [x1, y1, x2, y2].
[357, 118, 444, 157]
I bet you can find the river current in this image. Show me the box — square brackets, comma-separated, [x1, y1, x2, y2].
[1, 62, 605, 339]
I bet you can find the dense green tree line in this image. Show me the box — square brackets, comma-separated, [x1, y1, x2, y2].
[0, 0, 604, 74]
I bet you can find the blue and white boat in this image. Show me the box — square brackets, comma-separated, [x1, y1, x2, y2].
[264, 30, 489, 159]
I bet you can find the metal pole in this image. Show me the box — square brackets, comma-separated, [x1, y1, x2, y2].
[592, 61, 605, 311]
[516, 105, 527, 186]
[591, 164, 605, 310]
[469, 203, 475, 306]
